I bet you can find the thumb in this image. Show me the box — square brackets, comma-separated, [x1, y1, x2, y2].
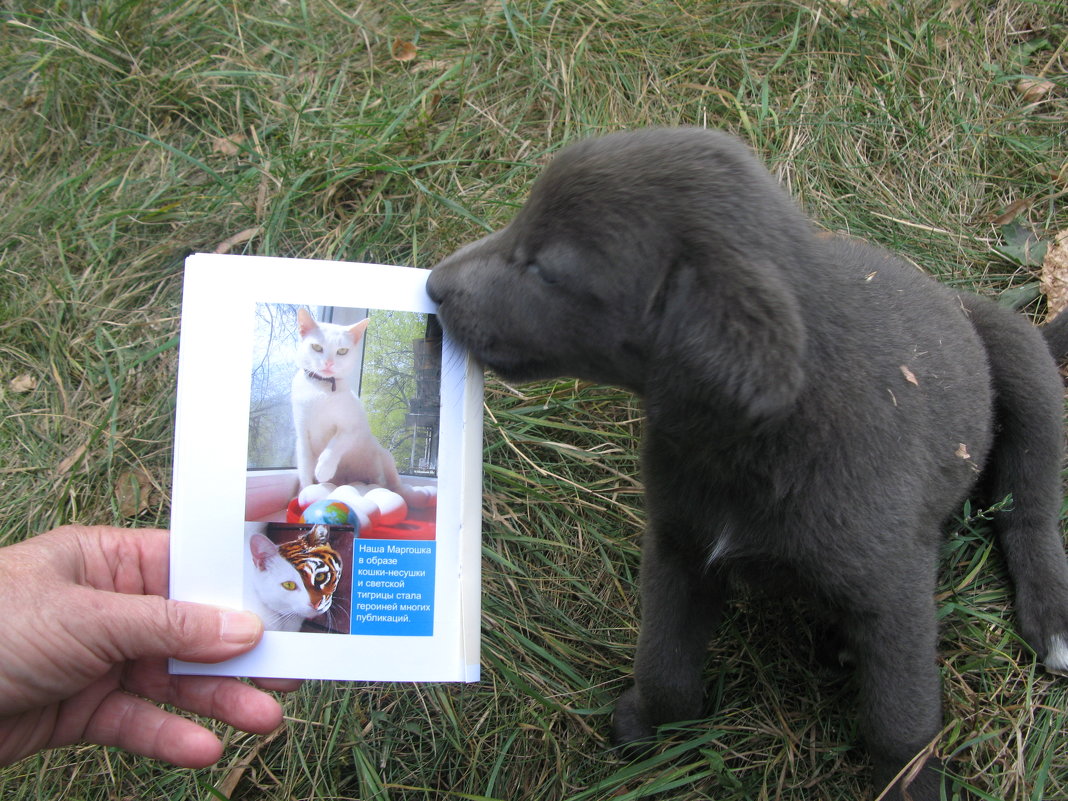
[82, 591, 265, 664]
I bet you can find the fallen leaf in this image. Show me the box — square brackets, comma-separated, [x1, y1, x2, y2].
[9, 374, 37, 393]
[900, 365, 919, 386]
[115, 468, 155, 517]
[391, 38, 417, 62]
[997, 220, 1048, 267]
[985, 197, 1032, 226]
[213, 226, 261, 254]
[216, 728, 282, 797]
[955, 443, 971, 460]
[1016, 77, 1056, 103]
[997, 281, 1042, 310]
[211, 133, 247, 156]
[1041, 229, 1068, 320]
[57, 444, 87, 475]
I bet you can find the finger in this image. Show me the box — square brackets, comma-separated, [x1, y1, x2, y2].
[43, 526, 171, 595]
[71, 591, 264, 664]
[103, 527, 171, 596]
[124, 661, 284, 736]
[83, 690, 225, 768]
[252, 677, 304, 693]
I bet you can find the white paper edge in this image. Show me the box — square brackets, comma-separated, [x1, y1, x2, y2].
[168, 253, 482, 682]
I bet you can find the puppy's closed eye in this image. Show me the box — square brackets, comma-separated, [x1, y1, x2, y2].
[525, 261, 557, 285]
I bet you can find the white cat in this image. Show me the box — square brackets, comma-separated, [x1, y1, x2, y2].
[244, 525, 341, 632]
[291, 308, 420, 503]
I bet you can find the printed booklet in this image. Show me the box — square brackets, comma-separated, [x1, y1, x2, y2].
[169, 254, 483, 682]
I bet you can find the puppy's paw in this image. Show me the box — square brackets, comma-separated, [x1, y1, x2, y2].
[612, 686, 658, 758]
[812, 623, 855, 674]
[873, 757, 945, 801]
[1043, 633, 1068, 676]
[1014, 589, 1068, 675]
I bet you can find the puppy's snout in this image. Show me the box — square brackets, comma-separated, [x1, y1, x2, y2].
[428, 230, 507, 305]
[426, 264, 449, 304]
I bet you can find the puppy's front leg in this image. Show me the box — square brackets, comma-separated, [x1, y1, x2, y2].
[613, 525, 726, 752]
[847, 594, 945, 801]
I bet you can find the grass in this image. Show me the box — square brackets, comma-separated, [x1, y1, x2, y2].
[1, 0, 1067, 798]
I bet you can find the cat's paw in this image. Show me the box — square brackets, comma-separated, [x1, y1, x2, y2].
[298, 483, 336, 507]
[315, 453, 340, 483]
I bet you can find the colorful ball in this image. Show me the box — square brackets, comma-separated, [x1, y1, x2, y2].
[300, 498, 358, 528]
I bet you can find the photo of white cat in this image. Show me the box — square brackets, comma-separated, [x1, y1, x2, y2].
[291, 309, 435, 511]
[244, 302, 440, 539]
[243, 522, 352, 634]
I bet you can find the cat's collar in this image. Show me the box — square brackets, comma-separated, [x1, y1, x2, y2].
[305, 370, 337, 391]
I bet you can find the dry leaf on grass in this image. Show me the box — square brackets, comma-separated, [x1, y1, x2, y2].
[1040, 229, 1068, 321]
[985, 198, 1032, 226]
[215, 729, 283, 798]
[391, 38, 417, 62]
[1016, 77, 1056, 103]
[212, 133, 247, 156]
[57, 444, 88, 476]
[115, 468, 155, 517]
[214, 226, 261, 254]
[9, 374, 37, 393]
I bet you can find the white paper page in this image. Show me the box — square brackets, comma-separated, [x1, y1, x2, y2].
[170, 254, 482, 682]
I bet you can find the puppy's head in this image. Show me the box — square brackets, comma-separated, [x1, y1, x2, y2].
[428, 127, 811, 419]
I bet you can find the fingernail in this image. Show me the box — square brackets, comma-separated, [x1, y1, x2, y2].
[220, 611, 263, 645]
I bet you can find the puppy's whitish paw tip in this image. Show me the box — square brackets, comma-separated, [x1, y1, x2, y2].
[1043, 634, 1068, 676]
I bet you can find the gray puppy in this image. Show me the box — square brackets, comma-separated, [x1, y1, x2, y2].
[427, 127, 1068, 800]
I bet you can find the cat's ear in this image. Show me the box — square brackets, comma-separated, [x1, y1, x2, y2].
[304, 524, 331, 547]
[297, 308, 319, 337]
[346, 318, 370, 345]
[249, 533, 278, 570]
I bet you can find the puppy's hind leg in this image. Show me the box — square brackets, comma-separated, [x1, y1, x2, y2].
[613, 526, 726, 754]
[966, 296, 1068, 673]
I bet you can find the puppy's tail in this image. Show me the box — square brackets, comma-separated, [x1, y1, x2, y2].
[1040, 312, 1068, 362]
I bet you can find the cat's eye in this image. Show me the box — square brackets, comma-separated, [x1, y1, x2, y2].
[311, 344, 323, 353]
[337, 347, 349, 355]
[281, 581, 298, 591]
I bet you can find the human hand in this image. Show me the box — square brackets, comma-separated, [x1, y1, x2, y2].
[0, 525, 301, 767]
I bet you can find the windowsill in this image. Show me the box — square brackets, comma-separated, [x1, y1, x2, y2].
[245, 470, 300, 522]
[244, 470, 439, 524]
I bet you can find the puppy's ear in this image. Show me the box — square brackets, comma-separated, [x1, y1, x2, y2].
[648, 258, 806, 421]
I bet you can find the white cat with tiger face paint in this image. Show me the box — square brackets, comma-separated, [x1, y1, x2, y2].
[245, 526, 341, 632]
